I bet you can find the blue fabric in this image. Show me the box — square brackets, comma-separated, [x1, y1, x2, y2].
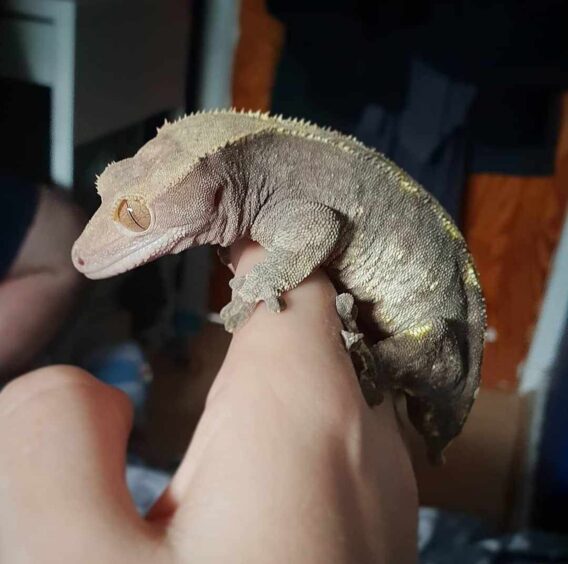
[0, 174, 39, 278]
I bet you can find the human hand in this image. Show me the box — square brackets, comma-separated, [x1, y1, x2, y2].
[0, 242, 417, 563]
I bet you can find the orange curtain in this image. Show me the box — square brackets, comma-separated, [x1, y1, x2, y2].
[464, 96, 568, 389]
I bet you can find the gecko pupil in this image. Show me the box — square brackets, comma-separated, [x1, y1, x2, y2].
[117, 198, 151, 232]
[127, 206, 144, 229]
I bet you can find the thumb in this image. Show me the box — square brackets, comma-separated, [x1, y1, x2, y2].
[0, 366, 160, 562]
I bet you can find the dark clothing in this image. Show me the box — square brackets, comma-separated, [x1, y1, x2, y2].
[268, 0, 568, 220]
[0, 174, 39, 278]
[354, 60, 476, 220]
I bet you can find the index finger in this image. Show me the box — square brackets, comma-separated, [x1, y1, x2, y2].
[148, 242, 417, 563]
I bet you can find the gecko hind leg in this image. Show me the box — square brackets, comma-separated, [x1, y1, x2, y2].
[336, 293, 384, 407]
[372, 319, 471, 464]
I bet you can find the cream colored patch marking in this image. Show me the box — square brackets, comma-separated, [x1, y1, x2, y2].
[405, 324, 433, 339]
[439, 215, 462, 240]
[464, 260, 481, 288]
[399, 177, 419, 194]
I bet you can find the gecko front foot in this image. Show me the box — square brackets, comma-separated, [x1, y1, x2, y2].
[220, 295, 257, 333]
[221, 274, 285, 332]
[228, 274, 284, 311]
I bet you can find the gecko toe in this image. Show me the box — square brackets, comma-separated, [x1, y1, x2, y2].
[220, 297, 256, 332]
[336, 293, 358, 323]
[341, 329, 363, 350]
[229, 276, 246, 291]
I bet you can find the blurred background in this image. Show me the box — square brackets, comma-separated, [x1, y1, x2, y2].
[1, 0, 567, 560]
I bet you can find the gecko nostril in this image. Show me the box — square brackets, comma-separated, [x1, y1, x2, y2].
[77, 257, 85, 266]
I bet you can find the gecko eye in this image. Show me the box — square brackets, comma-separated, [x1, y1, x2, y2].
[116, 198, 151, 232]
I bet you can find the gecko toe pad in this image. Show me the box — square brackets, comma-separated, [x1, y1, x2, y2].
[220, 296, 256, 333]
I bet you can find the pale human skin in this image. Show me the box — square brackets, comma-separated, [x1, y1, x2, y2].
[0, 186, 85, 379]
[0, 242, 417, 564]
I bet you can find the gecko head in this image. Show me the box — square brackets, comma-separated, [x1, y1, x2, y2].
[72, 127, 231, 280]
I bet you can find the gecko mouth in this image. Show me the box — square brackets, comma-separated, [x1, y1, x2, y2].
[73, 232, 180, 279]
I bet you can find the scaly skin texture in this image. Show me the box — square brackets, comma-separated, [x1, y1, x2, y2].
[72, 110, 487, 463]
